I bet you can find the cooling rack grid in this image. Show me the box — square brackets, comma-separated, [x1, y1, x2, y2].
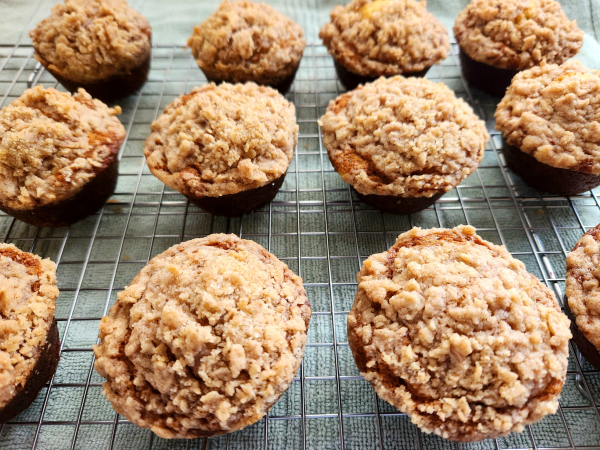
[0, 40, 599, 450]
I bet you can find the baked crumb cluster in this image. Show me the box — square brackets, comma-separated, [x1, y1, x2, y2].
[0, 86, 125, 210]
[319, 76, 488, 197]
[567, 225, 600, 350]
[187, 1, 305, 85]
[0, 244, 58, 410]
[348, 225, 571, 441]
[454, 0, 583, 70]
[30, 0, 151, 83]
[495, 61, 600, 173]
[319, 0, 449, 76]
[94, 234, 311, 438]
[144, 83, 297, 198]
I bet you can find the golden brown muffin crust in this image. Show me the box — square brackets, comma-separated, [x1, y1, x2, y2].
[320, 0, 450, 77]
[454, 0, 583, 70]
[566, 224, 600, 350]
[495, 61, 600, 174]
[30, 0, 151, 84]
[144, 82, 297, 198]
[348, 226, 571, 441]
[319, 76, 488, 197]
[94, 234, 311, 439]
[187, 1, 305, 85]
[0, 244, 58, 409]
[0, 86, 125, 211]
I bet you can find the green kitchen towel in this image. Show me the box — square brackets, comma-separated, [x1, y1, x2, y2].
[4, 0, 600, 69]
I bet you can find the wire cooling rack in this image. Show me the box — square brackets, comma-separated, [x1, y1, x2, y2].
[1, 40, 600, 450]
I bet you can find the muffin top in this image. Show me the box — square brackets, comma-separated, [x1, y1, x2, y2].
[319, 76, 488, 198]
[319, 0, 450, 76]
[566, 224, 600, 350]
[454, 0, 583, 71]
[0, 86, 125, 211]
[348, 225, 571, 441]
[30, 0, 151, 83]
[0, 244, 58, 410]
[495, 61, 600, 174]
[144, 82, 297, 198]
[187, 1, 305, 84]
[94, 234, 310, 438]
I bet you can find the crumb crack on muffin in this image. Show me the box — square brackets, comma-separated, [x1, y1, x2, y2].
[94, 234, 311, 438]
[495, 60, 600, 174]
[454, 0, 583, 70]
[319, 0, 449, 76]
[0, 244, 58, 410]
[144, 82, 297, 198]
[348, 225, 571, 441]
[0, 86, 125, 210]
[319, 76, 488, 197]
[187, 0, 305, 85]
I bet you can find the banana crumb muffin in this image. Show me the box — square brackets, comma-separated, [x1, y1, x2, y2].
[94, 234, 311, 438]
[0, 86, 125, 227]
[566, 224, 600, 370]
[320, 0, 450, 90]
[454, 0, 583, 96]
[187, 0, 305, 94]
[144, 82, 297, 217]
[319, 76, 488, 214]
[30, 0, 152, 102]
[495, 60, 600, 196]
[348, 225, 571, 441]
[0, 244, 59, 423]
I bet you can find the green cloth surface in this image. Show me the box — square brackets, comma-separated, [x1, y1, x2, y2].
[2, 0, 600, 69]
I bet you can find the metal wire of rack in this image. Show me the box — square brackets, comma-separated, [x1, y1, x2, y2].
[0, 37, 600, 450]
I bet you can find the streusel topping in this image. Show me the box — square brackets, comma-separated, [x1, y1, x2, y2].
[144, 83, 297, 198]
[495, 61, 600, 173]
[94, 234, 311, 439]
[0, 86, 125, 210]
[0, 244, 58, 409]
[30, 0, 151, 83]
[320, 0, 449, 76]
[348, 225, 570, 441]
[319, 76, 488, 197]
[454, 0, 583, 70]
[187, 1, 305, 85]
[566, 225, 600, 350]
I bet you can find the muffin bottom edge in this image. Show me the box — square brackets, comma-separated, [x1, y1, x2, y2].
[334, 60, 430, 91]
[354, 189, 443, 215]
[458, 48, 519, 98]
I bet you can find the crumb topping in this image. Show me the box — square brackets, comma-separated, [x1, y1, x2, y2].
[348, 225, 570, 441]
[566, 224, 600, 350]
[0, 86, 125, 210]
[187, 1, 305, 85]
[319, 76, 488, 197]
[94, 234, 311, 439]
[144, 83, 297, 198]
[319, 0, 450, 76]
[30, 0, 151, 83]
[0, 244, 58, 409]
[495, 61, 600, 173]
[454, 0, 583, 70]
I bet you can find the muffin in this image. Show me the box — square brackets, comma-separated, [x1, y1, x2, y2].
[454, 0, 583, 97]
[348, 225, 571, 441]
[187, 1, 305, 94]
[0, 244, 59, 423]
[30, 0, 152, 103]
[495, 60, 600, 196]
[0, 86, 126, 228]
[320, 0, 449, 91]
[319, 76, 488, 215]
[94, 234, 311, 438]
[566, 224, 600, 370]
[144, 82, 297, 217]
